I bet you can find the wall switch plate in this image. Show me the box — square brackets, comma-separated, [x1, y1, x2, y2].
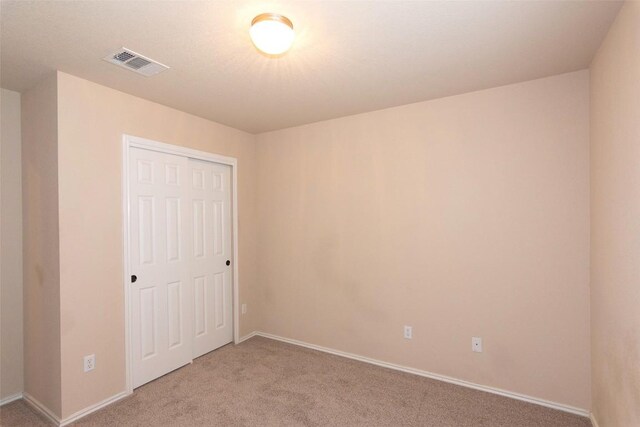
[241, 303, 247, 315]
[84, 354, 96, 372]
[472, 337, 482, 353]
[404, 326, 413, 339]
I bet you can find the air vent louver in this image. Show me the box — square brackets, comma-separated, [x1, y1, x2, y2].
[125, 57, 152, 70]
[103, 48, 169, 77]
[113, 51, 135, 62]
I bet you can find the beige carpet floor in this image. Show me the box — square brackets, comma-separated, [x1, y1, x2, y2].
[1, 336, 591, 426]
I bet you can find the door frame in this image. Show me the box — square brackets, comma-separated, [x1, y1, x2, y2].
[122, 134, 240, 394]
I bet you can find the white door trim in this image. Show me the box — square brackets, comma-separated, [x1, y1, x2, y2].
[122, 134, 240, 394]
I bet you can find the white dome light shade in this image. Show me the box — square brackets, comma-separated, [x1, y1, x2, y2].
[250, 13, 295, 55]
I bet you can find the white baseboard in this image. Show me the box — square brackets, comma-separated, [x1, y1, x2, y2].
[237, 330, 258, 344]
[22, 332, 589, 424]
[59, 390, 130, 426]
[0, 392, 23, 406]
[250, 331, 590, 418]
[23, 390, 130, 426]
[23, 392, 61, 425]
[590, 412, 600, 427]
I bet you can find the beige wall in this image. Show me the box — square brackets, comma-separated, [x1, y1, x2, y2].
[590, 2, 640, 426]
[1, 88, 23, 401]
[56, 72, 258, 418]
[256, 71, 591, 410]
[17, 66, 600, 418]
[21, 75, 62, 416]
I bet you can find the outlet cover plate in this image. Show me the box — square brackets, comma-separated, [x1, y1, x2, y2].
[472, 337, 482, 353]
[84, 354, 96, 372]
[404, 326, 413, 339]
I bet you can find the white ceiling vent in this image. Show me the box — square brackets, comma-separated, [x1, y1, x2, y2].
[103, 48, 169, 77]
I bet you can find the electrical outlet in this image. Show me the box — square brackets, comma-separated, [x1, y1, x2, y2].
[84, 354, 96, 372]
[472, 337, 482, 353]
[241, 303, 247, 315]
[404, 325, 413, 339]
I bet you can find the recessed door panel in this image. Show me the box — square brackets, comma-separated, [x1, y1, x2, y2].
[212, 172, 223, 191]
[194, 276, 207, 337]
[192, 169, 205, 190]
[166, 198, 181, 262]
[167, 281, 182, 349]
[193, 200, 205, 259]
[212, 201, 223, 256]
[214, 272, 224, 329]
[137, 160, 153, 184]
[165, 164, 180, 186]
[140, 287, 157, 359]
[138, 196, 155, 265]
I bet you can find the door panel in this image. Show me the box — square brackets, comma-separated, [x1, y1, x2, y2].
[192, 199, 206, 258]
[130, 148, 192, 388]
[167, 281, 183, 348]
[194, 275, 207, 337]
[189, 159, 233, 358]
[166, 198, 181, 262]
[139, 286, 157, 359]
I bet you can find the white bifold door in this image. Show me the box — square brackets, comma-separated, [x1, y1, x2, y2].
[129, 147, 233, 389]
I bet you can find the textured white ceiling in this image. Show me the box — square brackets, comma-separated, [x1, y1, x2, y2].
[0, 1, 622, 133]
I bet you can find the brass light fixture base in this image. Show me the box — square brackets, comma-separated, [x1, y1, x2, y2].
[251, 13, 293, 30]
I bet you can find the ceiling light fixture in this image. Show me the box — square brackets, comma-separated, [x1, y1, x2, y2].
[250, 13, 295, 56]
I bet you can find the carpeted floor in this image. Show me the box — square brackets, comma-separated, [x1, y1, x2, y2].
[1, 336, 591, 426]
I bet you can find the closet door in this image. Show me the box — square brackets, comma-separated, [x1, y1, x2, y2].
[130, 148, 192, 388]
[189, 159, 233, 357]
